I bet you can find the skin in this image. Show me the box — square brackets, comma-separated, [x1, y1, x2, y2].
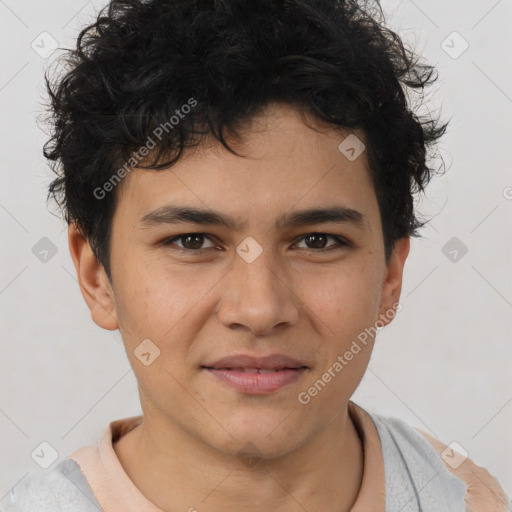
[69, 101, 409, 512]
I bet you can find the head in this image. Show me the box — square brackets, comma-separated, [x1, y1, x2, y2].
[44, 0, 448, 459]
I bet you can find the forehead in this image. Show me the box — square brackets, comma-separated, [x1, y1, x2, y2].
[114, 103, 377, 229]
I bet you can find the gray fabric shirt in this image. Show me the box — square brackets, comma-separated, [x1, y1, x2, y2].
[1, 410, 503, 511]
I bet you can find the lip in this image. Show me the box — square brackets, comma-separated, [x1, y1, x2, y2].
[203, 367, 308, 394]
[201, 354, 309, 395]
[203, 353, 308, 371]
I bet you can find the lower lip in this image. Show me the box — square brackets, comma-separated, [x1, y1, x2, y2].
[204, 368, 307, 394]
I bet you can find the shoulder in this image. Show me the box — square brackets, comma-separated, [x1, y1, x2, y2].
[416, 428, 510, 512]
[360, 407, 509, 512]
[1, 458, 101, 512]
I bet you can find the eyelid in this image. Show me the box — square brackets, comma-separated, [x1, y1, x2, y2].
[163, 233, 216, 250]
[292, 233, 352, 250]
[163, 232, 353, 252]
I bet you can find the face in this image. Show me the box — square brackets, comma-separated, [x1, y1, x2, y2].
[71, 102, 409, 460]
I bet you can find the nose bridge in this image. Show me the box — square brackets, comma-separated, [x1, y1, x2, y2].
[236, 236, 285, 301]
[239, 241, 279, 288]
[217, 237, 300, 335]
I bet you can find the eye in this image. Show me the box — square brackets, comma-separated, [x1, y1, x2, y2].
[163, 233, 216, 251]
[162, 232, 352, 253]
[294, 233, 350, 251]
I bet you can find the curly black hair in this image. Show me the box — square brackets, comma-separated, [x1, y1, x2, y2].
[43, 0, 449, 283]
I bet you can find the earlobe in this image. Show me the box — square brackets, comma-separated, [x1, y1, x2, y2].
[376, 236, 410, 327]
[68, 223, 119, 331]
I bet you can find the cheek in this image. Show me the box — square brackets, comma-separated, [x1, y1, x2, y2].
[305, 262, 382, 334]
[114, 261, 203, 335]
[113, 264, 218, 388]
[297, 271, 380, 410]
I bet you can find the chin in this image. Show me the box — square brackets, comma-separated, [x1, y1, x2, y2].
[219, 436, 301, 464]
[212, 415, 309, 459]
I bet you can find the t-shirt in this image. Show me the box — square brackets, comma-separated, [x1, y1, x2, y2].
[2, 401, 509, 511]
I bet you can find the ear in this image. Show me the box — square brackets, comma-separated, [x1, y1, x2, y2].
[375, 236, 410, 327]
[68, 223, 119, 330]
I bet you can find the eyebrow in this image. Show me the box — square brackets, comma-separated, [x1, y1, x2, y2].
[137, 204, 368, 231]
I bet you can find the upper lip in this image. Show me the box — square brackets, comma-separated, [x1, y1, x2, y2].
[202, 354, 308, 370]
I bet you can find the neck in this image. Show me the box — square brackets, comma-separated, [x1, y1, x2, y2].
[113, 404, 363, 512]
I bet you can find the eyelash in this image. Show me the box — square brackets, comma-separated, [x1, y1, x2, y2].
[162, 233, 352, 253]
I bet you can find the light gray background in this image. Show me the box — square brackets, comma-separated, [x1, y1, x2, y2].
[1, 0, 511, 504]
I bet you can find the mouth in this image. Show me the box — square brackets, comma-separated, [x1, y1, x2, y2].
[201, 365, 308, 394]
[200, 353, 309, 394]
[201, 366, 307, 372]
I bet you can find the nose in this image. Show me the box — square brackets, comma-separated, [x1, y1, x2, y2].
[216, 245, 300, 337]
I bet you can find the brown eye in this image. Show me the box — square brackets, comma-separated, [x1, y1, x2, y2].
[163, 233, 215, 251]
[295, 233, 350, 251]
